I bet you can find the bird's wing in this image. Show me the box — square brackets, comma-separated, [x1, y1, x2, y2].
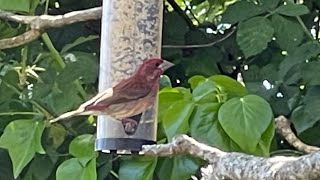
[49, 76, 152, 123]
[85, 77, 151, 110]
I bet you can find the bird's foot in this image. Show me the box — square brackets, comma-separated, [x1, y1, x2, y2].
[122, 118, 139, 135]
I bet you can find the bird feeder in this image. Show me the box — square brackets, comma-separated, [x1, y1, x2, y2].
[95, 0, 163, 153]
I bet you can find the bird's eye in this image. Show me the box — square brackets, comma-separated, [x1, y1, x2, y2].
[155, 62, 160, 67]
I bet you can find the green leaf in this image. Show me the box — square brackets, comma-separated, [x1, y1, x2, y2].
[185, 29, 208, 45]
[275, 3, 309, 16]
[69, 134, 96, 164]
[0, 0, 30, 12]
[158, 88, 185, 122]
[209, 75, 248, 97]
[218, 95, 273, 152]
[190, 103, 241, 151]
[48, 124, 67, 149]
[32, 82, 53, 99]
[162, 101, 195, 140]
[0, 21, 19, 39]
[255, 121, 275, 156]
[290, 106, 312, 134]
[0, 70, 19, 101]
[46, 83, 83, 114]
[279, 42, 320, 79]
[260, 0, 279, 9]
[29, 0, 40, 12]
[181, 47, 222, 77]
[298, 124, 320, 147]
[163, 12, 189, 45]
[56, 158, 96, 180]
[160, 75, 172, 89]
[0, 150, 14, 180]
[271, 14, 304, 51]
[192, 79, 217, 103]
[61, 35, 99, 54]
[0, 120, 45, 178]
[96, 154, 112, 180]
[24, 154, 57, 180]
[293, 86, 320, 134]
[188, 75, 206, 89]
[57, 52, 98, 84]
[190, 0, 206, 6]
[237, 17, 274, 58]
[302, 62, 320, 85]
[190, 103, 242, 152]
[156, 155, 202, 180]
[222, 1, 266, 24]
[119, 156, 157, 180]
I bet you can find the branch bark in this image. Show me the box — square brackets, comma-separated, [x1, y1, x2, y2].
[0, 7, 101, 29]
[0, 6, 231, 50]
[0, 29, 42, 49]
[141, 116, 320, 180]
[0, 7, 101, 49]
[142, 134, 320, 180]
[275, 115, 320, 153]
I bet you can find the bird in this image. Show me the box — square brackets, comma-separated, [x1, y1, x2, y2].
[49, 58, 174, 126]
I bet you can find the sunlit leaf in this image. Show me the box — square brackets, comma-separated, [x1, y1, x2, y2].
[56, 158, 96, 180]
[0, 120, 45, 178]
[218, 95, 273, 152]
[162, 101, 195, 140]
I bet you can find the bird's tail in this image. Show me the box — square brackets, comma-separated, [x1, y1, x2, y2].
[49, 88, 113, 123]
[49, 108, 89, 123]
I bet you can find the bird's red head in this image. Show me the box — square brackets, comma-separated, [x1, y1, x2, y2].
[136, 58, 174, 80]
[138, 58, 173, 74]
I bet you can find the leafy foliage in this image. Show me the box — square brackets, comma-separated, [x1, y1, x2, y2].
[0, 0, 319, 179]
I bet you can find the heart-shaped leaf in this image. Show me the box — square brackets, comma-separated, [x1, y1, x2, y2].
[162, 101, 195, 140]
[218, 95, 273, 152]
[0, 120, 45, 178]
[56, 158, 96, 180]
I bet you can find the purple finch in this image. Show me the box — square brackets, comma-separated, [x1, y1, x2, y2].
[49, 58, 173, 125]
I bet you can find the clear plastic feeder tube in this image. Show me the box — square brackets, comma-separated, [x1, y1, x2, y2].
[95, 0, 163, 153]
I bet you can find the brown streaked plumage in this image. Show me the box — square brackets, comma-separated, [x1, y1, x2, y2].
[49, 58, 173, 124]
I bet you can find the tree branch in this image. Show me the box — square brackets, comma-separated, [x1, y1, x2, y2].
[0, 6, 232, 50]
[0, 7, 101, 49]
[275, 115, 320, 153]
[141, 115, 320, 179]
[142, 134, 320, 180]
[0, 29, 42, 49]
[0, 7, 101, 29]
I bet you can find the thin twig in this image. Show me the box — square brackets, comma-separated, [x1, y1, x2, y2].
[166, 0, 195, 29]
[183, 0, 200, 25]
[275, 115, 320, 153]
[162, 27, 236, 49]
[0, 29, 42, 49]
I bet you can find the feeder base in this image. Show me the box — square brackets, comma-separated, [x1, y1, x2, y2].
[95, 138, 156, 153]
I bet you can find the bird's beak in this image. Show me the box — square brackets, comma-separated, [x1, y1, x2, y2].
[159, 60, 174, 71]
